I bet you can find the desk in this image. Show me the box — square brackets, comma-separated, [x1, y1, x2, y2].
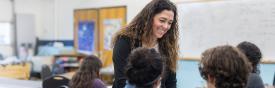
[0, 63, 31, 80]
[53, 54, 86, 72]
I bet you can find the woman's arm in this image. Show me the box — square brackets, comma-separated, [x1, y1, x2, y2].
[162, 69, 177, 88]
[112, 37, 131, 88]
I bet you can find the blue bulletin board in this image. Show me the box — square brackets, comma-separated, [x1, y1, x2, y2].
[77, 21, 94, 54]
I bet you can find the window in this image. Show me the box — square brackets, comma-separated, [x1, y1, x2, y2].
[0, 22, 12, 45]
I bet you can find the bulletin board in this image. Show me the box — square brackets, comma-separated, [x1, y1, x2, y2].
[99, 6, 126, 67]
[74, 9, 99, 55]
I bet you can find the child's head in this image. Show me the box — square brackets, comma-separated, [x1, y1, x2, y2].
[126, 47, 164, 88]
[237, 41, 262, 73]
[199, 45, 251, 88]
[79, 55, 102, 74]
[70, 55, 103, 88]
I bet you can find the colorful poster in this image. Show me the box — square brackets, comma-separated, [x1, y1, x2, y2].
[103, 19, 122, 50]
[78, 21, 94, 54]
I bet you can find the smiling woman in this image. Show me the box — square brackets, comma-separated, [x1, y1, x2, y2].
[111, 0, 179, 88]
[152, 10, 174, 42]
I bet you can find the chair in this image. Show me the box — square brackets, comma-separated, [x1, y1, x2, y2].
[42, 75, 69, 88]
[41, 64, 52, 80]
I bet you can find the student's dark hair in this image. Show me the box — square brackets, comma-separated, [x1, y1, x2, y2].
[69, 55, 102, 88]
[113, 0, 178, 72]
[125, 47, 164, 88]
[237, 41, 262, 73]
[199, 45, 251, 88]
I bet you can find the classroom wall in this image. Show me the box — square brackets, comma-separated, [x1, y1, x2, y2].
[0, 0, 55, 39]
[49, 0, 239, 40]
[15, 0, 55, 40]
[1, 0, 231, 40]
[0, 0, 156, 56]
[0, 0, 12, 22]
[0, 0, 255, 56]
[0, 0, 55, 40]
[0, 0, 54, 57]
[0, 0, 175, 57]
[52, 0, 151, 40]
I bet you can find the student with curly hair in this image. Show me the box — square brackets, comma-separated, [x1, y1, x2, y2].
[69, 55, 106, 88]
[112, 0, 178, 88]
[199, 45, 252, 88]
[237, 41, 264, 88]
[125, 47, 164, 88]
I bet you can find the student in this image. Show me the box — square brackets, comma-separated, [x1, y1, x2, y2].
[199, 45, 251, 88]
[69, 55, 106, 88]
[125, 47, 164, 88]
[237, 41, 265, 88]
[112, 0, 178, 88]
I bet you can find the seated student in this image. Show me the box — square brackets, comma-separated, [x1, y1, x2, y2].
[237, 41, 265, 88]
[199, 45, 251, 88]
[69, 55, 106, 88]
[125, 47, 164, 88]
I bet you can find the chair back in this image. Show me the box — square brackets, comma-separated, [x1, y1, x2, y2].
[41, 64, 52, 80]
[42, 75, 69, 88]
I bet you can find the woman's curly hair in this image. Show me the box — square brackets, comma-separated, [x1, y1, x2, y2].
[112, 0, 178, 72]
[237, 41, 262, 73]
[199, 45, 252, 88]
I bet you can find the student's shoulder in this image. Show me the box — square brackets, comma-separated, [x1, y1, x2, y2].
[249, 73, 262, 79]
[93, 78, 105, 84]
[247, 73, 264, 88]
[93, 78, 107, 88]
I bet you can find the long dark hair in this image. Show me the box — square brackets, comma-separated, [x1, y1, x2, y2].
[199, 45, 251, 88]
[113, 0, 178, 72]
[69, 55, 103, 88]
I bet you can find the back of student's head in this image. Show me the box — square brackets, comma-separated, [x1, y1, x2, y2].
[126, 47, 164, 88]
[199, 45, 251, 88]
[70, 55, 102, 88]
[79, 55, 102, 73]
[237, 41, 262, 73]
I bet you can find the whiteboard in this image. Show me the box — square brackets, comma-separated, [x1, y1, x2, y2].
[177, 0, 275, 61]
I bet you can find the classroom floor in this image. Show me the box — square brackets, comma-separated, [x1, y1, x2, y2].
[0, 77, 41, 88]
[177, 60, 275, 88]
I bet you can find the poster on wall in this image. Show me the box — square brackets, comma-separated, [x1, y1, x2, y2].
[103, 19, 122, 50]
[78, 21, 95, 54]
[0, 23, 11, 45]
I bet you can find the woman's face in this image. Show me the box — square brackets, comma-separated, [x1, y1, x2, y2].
[152, 10, 174, 39]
